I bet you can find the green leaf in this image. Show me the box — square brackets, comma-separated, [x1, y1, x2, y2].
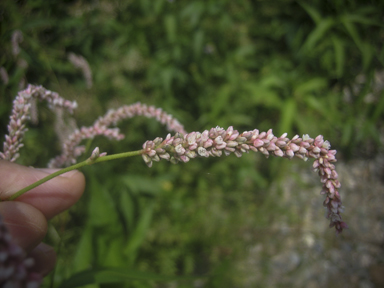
[59, 267, 193, 288]
[154, 0, 165, 15]
[372, 91, 384, 122]
[124, 202, 155, 263]
[59, 269, 98, 288]
[160, 67, 175, 93]
[122, 174, 161, 195]
[119, 190, 135, 231]
[88, 176, 119, 227]
[341, 120, 353, 147]
[298, 1, 322, 24]
[244, 82, 282, 109]
[304, 95, 326, 117]
[332, 36, 345, 77]
[341, 13, 383, 27]
[94, 268, 178, 282]
[341, 16, 374, 70]
[72, 226, 94, 273]
[301, 18, 335, 53]
[341, 16, 362, 48]
[193, 30, 204, 59]
[210, 83, 232, 120]
[360, 41, 374, 71]
[21, 18, 55, 31]
[259, 75, 285, 89]
[103, 237, 126, 266]
[278, 98, 296, 136]
[181, 1, 204, 27]
[294, 78, 327, 97]
[164, 15, 177, 44]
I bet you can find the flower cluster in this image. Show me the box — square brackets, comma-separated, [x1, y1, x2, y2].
[2, 84, 347, 233]
[49, 103, 186, 168]
[0, 85, 77, 162]
[142, 126, 347, 233]
[0, 215, 42, 288]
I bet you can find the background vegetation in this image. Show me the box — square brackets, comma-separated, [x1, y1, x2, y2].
[0, 0, 383, 287]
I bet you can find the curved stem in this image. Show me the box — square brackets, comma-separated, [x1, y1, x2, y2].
[6, 149, 144, 201]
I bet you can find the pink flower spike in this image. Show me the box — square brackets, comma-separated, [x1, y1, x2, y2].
[48, 98, 186, 167]
[3, 86, 347, 235]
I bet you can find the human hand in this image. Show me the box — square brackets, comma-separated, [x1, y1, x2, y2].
[0, 160, 85, 276]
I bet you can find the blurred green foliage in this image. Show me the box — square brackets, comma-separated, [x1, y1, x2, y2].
[0, 0, 383, 287]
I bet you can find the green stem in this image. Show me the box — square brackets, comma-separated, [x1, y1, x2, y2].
[7, 149, 144, 201]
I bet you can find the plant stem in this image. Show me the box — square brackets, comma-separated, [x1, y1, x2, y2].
[6, 149, 144, 201]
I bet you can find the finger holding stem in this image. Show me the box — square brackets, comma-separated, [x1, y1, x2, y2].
[5, 147, 143, 201]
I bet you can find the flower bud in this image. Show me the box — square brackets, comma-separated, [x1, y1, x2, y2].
[253, 139, 264, 147]
[175, 144, 185, 155]
[286, 149, 294, 158]
[142, 154, 152, 167]
[274, 149, 284, 157]
[226, 141, 238, 148]
[185, 150, 197, 158]
[197, 147, 209, 157]
[159, 153, 171, 160]
[89, 147, 100, 160]
[234, 150, 243, 157]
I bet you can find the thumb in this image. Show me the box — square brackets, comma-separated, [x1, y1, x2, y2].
[0, 160, 85, 219]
